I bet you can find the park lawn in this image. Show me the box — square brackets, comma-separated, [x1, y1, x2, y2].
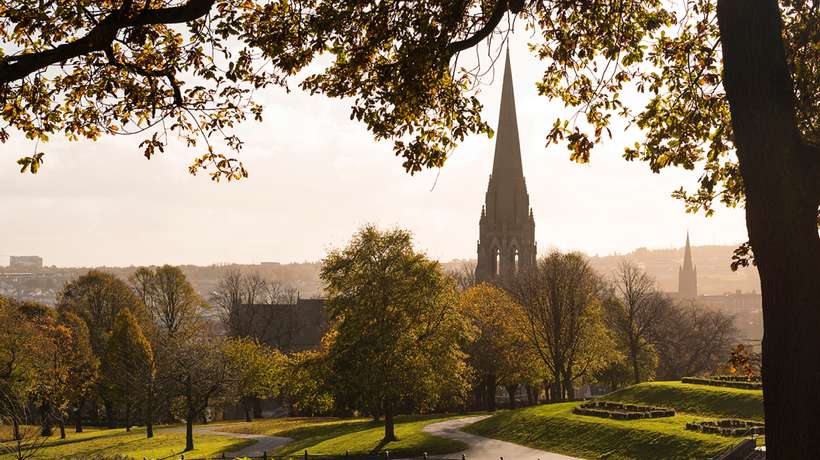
[216, 417, 370, 437]
[271, 414, 472, 457]
[605, 381, 764, 421]
[0, 425, 252, 460]
[465, 402, 739, 460]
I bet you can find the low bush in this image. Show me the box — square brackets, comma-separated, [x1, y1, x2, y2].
[573, 401, 675, 420]
[681, 377, 762, 390]
[685, 419, 764, 437]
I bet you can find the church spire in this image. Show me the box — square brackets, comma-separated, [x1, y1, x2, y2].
[490, 48, 524, 183]
[683, 231, 694, 271]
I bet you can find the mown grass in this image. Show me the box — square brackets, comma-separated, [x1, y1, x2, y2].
[605, 381, 764, 421]
[465, 402, 738, 460]
[0, 425, 251, 460]
[275, 414, 470, 457]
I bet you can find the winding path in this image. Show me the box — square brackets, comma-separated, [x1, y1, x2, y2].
[158, 424, 292, 457]
[422, 416, 581, 460]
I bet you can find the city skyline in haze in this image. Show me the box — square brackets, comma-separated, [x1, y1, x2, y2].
[0, 40, 748, 267]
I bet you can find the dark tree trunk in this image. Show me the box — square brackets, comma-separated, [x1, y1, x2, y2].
[383, 400, 396, 442]
[542, 379, 551, 403]
[630, 340, 640, 384]
[12, 417, 21, 441]
[146, 387, 154, 439]
[40, 401, 52, 437]
[243, 397, 253, 422]
[124, 402, 131, 432]
[59, 415, 66, 439]
[185, 415, 194, 452]
[486, 374, 497, 411]
[252, 397, 263, 419]
[505, 384, 518, 409]
[104, 400, 114, 429]
[717, 0, 820, 457]
[74, 399, 84, 433]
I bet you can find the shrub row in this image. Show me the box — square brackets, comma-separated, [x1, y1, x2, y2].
[573, 401, 675, 420]
[685, 419, 765, 437]
[709, 375, 762, 383]
[681, 376, 762, 390]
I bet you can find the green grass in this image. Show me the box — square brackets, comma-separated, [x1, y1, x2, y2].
[218, 414, 473, 457]
[0, 425, 252, 460]
[279, 414, 470, 457]
[466, 402, 738, 460]
[605, 381, 764, 421]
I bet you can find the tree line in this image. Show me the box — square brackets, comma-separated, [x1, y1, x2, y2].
[1, 226, 738, 452]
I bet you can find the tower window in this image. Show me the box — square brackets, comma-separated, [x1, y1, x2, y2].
[494, 247, 501, 277]
[513, 248, 520, 274]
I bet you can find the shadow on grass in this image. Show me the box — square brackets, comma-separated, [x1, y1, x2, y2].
[272, 419, 381, 455]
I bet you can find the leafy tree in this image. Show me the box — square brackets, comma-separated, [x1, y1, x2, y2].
[0, 297, 42, 444]
[603, 261, 670, 384]
[281, 349, 334, 417]
[2, 0, 817, 452]
[223, 337, 282, 422]
[458, 283, 534, 411]
[509, 251, 613, 401]
[57, 270, 151, 356]
[321, 225, 467, 441]
[100, 309, 156, 437]
[131, 265, 206, 338]
[56, 312, 99, 434]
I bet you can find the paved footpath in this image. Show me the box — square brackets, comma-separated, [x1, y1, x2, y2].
[422, 416, 581, 460]
[158, 424, 292, 457]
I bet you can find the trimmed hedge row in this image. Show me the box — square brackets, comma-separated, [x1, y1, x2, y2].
[685, 419, 765, 437]
[573, 401, 676, 420]
[681, 376, 762, 390]
[709, 375, 762, 383]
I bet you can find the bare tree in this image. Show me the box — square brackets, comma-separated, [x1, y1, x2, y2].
[604, 261, 671, 384]
[650, 303, 738, 380]
[508, 251, 605, 401]
[135, 266, 205, 338]
[448, 261, 477, 292]
[0, 390, 49, 460]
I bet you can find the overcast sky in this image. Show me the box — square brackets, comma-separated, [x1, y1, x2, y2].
[0, 38, 748, 267]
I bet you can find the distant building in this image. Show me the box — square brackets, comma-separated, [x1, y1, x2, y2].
[9, 256, 43, 271]
[475, 50, 536, 282]
[235, 298, 327, 353]
[677, 233, 697, 299]
[700, 290, 763, 347]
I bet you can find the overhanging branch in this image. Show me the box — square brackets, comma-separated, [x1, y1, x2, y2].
[0, 0, 217, 84]
[445, 0, 510, 57]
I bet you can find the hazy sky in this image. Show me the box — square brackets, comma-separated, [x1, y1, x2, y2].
[0, 39, 748, 267]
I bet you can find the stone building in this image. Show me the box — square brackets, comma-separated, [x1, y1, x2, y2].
[475, 50, 537, 282]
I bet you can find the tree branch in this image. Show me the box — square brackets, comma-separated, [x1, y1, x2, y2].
[445, 0, 510, 57]
[0, 0, 216, 84]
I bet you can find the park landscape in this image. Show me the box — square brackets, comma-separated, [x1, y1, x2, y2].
[0, 0, 818, 459]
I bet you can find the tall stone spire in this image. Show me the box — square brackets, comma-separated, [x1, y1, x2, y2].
[678, 232, 698, 299]
[475, 49, 536, 282]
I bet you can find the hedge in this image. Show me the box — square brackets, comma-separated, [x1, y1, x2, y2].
[681, 376, 762, 390]
[573, 401, 675, 420]
[685, 419, 765, 437]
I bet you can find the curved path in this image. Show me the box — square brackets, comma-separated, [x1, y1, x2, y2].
[158, 424, 292, 457]
[422, 416, 581, 460]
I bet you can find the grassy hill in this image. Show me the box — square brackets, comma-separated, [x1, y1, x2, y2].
[465, 381, 764, 460]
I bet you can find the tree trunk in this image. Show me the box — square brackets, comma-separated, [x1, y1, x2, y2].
[12, 417, 20, 441]
[184, 373, 195, 452]
[124, 402, 131, 432]
[104, 399, 114, 429]
[243, 397, 252, 422]
[185, 415, 194, 452]
[630, 340, 640, 384]
[74, 399, 84, 433]
[717, 0, 820, 457]
[505, 384, 518, 409]
[383, 400, 396, 442]
[146, 388, 154, 439]
[486, 374, 497, 411]
[59, 415, 66, 439]
[252, 397, 263, 419]
[40, 401, 52, 437]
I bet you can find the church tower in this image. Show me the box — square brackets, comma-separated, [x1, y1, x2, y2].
[678, 232, 698, 299]
[475, 50, 536, 282]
